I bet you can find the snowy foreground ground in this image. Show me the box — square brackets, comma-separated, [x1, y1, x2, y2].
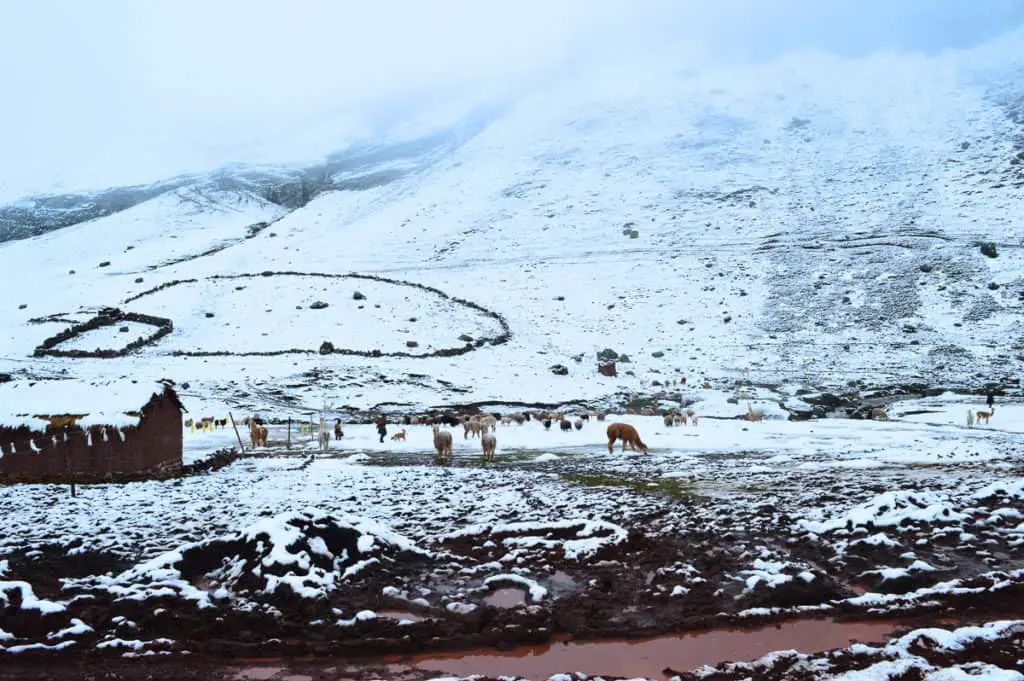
[1, 392, 1023, 680]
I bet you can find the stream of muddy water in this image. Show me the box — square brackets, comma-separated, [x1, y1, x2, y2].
[234, 619, 900, 681]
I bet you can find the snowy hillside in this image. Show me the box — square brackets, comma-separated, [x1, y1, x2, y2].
[1, 35, 1023, 414]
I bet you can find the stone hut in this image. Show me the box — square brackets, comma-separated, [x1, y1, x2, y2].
[0, 379, 185, 484]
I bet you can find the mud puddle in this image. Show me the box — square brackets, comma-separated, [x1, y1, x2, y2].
[232, 618, 899, 681]
[393, 619, 897, 680]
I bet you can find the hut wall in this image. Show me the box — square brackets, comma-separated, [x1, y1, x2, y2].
[0, 391, 182, 484]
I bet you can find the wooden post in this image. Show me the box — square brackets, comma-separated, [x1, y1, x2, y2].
[287, 417, 292, 450]
[229, 412, 246, 453]
[66, 450, 76, 498]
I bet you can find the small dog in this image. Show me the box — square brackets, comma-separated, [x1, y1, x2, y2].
[975, 407, 994, 425]
[391, 429, 407, 441]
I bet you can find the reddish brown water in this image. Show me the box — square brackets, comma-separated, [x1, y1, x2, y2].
[233, 619, 899, 681]
[393, 619, 898, 680]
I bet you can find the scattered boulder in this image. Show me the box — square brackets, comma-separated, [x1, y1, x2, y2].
[458, 334, 474, 342]
[617, 354, 632, 363]
[919, 264, 933, 273]
[319, 341, 335, 355]
[205, 312, 215, 318]
[119, 326, 129, 333]
[98, 261, 111, 268]
[550, 364, 569, 376]
[652, 351, 665, 358]
[988, 282, 1000, 290]
[0, 373, 10, 383]
[406, 341, 419, 348]
[980, 242, 998, 258]
[597, 348, 619, 361]
[310, 301, 329, 310]
[17, 304, 26, 310]
[353, 291, 366, 300]
[598, 361, 617, 378]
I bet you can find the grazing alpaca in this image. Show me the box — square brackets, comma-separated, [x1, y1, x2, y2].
[674, 414, 687, 425]
[640, 408, 655, 416]
[870, 408, 889, 421]
[606, 423, 648, 454]
[560, 419, 573, 432]
[967, 409, 974, 428]
[596, 411, 606, 421]
[481, 432, 497, 462]
[975, 406, 994, 425]
[432, 425, 453, 463]
[391, 429, 407, 441]
[746, 403, 764, 422]
[625, 408, 637, 415]
[542, 419, 552, 431]
[663, 414, 674, 427]
[574, 418, 583, 431]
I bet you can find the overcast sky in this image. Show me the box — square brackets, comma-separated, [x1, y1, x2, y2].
[2, 0, 1023, 199]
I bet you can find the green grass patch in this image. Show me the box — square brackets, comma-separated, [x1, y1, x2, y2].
[563, 473, 694, 499]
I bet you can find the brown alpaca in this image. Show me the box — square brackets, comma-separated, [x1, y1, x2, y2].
[391, 429, 407, 441]
[249, 421, 262, 448]
[746, 403, 764, 422]
[606, 423, 648, 454]
[975, 407, 994, 424]
[663, 414, 674, 427]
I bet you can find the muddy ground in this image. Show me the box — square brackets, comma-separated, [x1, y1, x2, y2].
[2, 416, 1024, 680]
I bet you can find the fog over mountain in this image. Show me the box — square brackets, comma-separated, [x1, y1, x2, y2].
[2, 0, 1023, 202]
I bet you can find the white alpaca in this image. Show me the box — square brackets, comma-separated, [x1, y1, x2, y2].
[432, 424, 453, 464]
[481, 432, 497, 462]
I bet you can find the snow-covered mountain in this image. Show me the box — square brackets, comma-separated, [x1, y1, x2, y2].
[1, 33, 1022, 415]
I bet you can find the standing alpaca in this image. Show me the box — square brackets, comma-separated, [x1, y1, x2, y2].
[573, 418, 584, 431]
[663, 414, 674, 427]
[432, 425, 453, 464]
[975, 406, 995, 425]
[318, 427, 330, 453]
[746, 403, 764, 422]
[966, 409, 974, 428]
[481, 432, 497, 462]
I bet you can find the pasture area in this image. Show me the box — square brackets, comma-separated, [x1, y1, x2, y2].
[2, 395, 1023, 680]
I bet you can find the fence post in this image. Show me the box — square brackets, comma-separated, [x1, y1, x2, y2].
[229, 413, 246, 453]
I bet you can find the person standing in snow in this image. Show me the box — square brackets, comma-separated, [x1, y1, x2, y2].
[334, 419, 344, 440]
[986, 389, 995, 409]
[376, 415, 387, 443]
